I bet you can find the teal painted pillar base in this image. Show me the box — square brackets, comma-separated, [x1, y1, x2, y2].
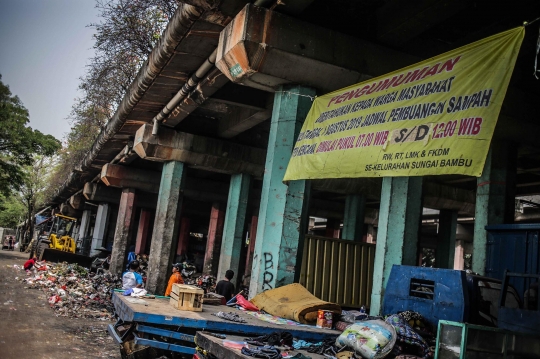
[146, 161, 186, 295]
[370, 176, 423, 315]
[217, 173, 251, 288]
[250, 85, 315, 297]
[343, 195, 366, 241]
[436, 209, 458, 269]
[473, 142, 516, 275]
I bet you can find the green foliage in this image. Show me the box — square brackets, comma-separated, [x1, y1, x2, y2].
[44, 0, 177, 203]
[0, 194, 25, 228]
[0, 75, 61, 197]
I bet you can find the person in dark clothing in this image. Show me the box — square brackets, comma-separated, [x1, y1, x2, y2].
[215, 269, 235, 301]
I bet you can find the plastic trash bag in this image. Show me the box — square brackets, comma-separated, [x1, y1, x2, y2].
[335, 320, 396, 359]
[236, 294, 259, 311]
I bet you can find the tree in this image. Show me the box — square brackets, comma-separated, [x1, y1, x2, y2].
[44, 0, 177, 202]
[17, 157, 52, 244]
[0, 194, 25, 228]
[0, 75, 61, 196]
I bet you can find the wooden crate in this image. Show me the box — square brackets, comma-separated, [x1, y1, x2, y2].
[169, 284, 204, 311]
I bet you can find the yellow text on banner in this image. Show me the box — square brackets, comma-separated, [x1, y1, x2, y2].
[283, 27, 524, 181]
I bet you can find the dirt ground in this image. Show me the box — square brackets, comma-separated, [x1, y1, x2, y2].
[0, 249, 121, 359]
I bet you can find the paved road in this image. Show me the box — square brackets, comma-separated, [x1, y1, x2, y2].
[0, 249, 120, 359]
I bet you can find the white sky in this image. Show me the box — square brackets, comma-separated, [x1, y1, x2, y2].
[0, 0, 99, 141]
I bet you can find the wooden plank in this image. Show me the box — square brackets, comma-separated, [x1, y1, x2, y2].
[112, 293, 339, 341]
[172, 283, 204, 294]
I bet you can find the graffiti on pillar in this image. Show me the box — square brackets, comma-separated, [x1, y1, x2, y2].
[262, 252, 274, 290]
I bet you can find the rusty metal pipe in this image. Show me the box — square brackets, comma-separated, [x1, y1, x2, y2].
[152, 49, 217, 133]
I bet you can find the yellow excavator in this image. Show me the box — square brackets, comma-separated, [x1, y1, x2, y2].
[47, 214, 77, 253]
[32, 214, 77, 258]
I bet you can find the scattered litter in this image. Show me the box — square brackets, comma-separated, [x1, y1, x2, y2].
[212, 311, 247, 323]
[20, 261, 121, 320]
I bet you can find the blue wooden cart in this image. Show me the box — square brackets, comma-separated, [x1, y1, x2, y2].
[108, 292, 339, 356]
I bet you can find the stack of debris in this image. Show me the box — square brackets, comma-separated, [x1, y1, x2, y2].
[184, 274, 217, 292]
[22, 262, 121, 320]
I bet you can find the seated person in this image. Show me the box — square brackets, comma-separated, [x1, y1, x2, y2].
[122, 260, 143, 290]
[165, 263, 184, 296]
[215, 269, 235, 302]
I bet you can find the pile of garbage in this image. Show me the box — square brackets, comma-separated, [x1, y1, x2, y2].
[185, 274, 217, 292]
[22, 261, 121, 320]
[332, 310, 436, 358]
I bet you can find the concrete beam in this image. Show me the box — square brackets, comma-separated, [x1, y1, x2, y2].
[424, 182, 476, 215]
[60, 203, 81, 218]
[216, 4, 417, 93]
[133, 124, 266, 177]
[83, 182, 158, 209]
[101, 164, 161, 193]
[311, 178, 382, 200]
[310, 202, 379, 225]
[69, 193, 86, 210]
[83, 182, 122, 204]
[218, 107, 272, 139]
[212, 84, 270, 111]
[84, 179, 226, 207]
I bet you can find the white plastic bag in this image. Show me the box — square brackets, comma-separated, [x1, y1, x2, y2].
[335, 320, 396, 359]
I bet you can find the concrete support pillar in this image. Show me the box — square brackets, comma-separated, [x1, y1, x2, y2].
[250, 85, 315, 297]
[135, 209, 152, 254]
[146, 161, 186, 295]
[473, 142, 516, 275]
[78, 209, 92, 241]
[370, 176, 423, 315]
[217, 173, 251, 287]
[176, 217, 190, 256]
[109, 188, 137, 276]
[454, 239, 465, 270]
[244, 215, 258, 284]
[342, 195, 366, 241]
[436, 210, 458, 269]
[90, 203, 110, 256]
[203, 202, 225, 275]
